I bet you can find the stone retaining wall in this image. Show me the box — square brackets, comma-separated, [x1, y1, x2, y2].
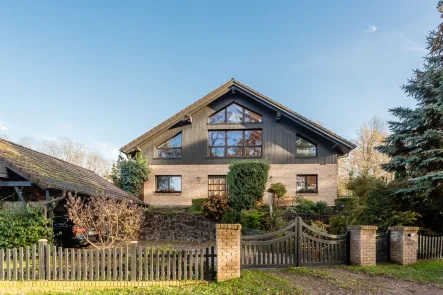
[140, 212, 216, 242]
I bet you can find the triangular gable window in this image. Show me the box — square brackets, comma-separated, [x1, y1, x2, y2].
[208, 103, 262, 123]
[156, 133, 182, 158]
[296, 135, 317, 157]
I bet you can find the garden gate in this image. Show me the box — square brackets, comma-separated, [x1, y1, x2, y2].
[241, 217, 348, 269]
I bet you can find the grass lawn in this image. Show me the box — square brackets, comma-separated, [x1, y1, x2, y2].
[345, 260, 443, 285]
[7, 271, 300, 295]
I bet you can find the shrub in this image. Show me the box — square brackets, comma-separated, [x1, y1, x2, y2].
[190, 198, 207, 212]
[227, 160, 270, 211]
[0, 203, 53, 248]
[310, 220, 329, 232]
[334, 197, 360, 211]
[202, 195, 231, 221]
[109, 151, 150, 196]
[267, 182, 287, 205]
[220, 210, 239, 224]
[240, 209, 269, 230]
[312, 201, 330, 213]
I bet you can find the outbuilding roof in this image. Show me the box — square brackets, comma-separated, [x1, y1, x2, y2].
[0, 138, 142, 203]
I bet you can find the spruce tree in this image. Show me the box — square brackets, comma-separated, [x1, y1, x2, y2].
[378, 2, 443, 232]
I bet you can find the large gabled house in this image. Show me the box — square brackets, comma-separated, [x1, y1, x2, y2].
[121, 79, 356, 207]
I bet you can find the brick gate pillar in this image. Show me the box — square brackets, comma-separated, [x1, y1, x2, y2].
[347, 225, 377, 266]
[216, 224, 241, 282]
[388, 226, 420, 265]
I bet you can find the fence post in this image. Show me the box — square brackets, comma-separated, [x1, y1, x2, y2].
[296, 217, 302, 267]
[346, 226, 377, 266]
[216, 224, 241, 282]
[38, 239, 48, 280]
[130, 241, 138, 281]
[388, 226, 419, 265]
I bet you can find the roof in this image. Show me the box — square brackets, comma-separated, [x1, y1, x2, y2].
[0, 138, 143, 203]
[120, 79, 356, 153]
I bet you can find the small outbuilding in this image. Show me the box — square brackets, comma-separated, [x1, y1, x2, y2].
[0, 138, 143, 215]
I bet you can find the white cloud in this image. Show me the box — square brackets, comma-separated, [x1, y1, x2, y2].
[366, 25, 377, 33]
[398, 33, 427, 53]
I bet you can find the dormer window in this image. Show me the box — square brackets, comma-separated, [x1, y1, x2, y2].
[209, 103, 262, 123]
[156, 133, 182, 158]
[296, 135, 317, 157]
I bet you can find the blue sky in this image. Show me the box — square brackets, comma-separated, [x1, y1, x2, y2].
[0, 1, 440, 160]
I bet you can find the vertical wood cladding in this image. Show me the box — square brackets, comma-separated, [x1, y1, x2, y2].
[139, 92, 339, 165]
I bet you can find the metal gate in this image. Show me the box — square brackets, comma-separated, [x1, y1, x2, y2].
[241, 217, 348, 269]
[376, 230, 390, 263]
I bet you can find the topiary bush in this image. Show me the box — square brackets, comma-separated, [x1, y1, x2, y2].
[202, 195, 231, 221]
[267, 182, 287, 205]
[0, 203, 54, 248]
[227, 160, 270, 211]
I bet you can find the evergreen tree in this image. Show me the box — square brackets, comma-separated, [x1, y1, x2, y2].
[378, 2, 443, 232]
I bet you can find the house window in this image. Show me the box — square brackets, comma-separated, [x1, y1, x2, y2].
[208, 103, 262, 123]
[296, 135, 317, 157]
[155, 176, 182, 193]
[296, 175, 318, 193]
[156, 133, 182, 158]
[208, 130, 262, 157]
[208, 176, 226, 197]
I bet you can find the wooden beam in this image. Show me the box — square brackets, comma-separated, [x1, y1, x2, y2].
[13, 187, 27, 207]
[44, 191, 67, 206]
[0, 181, 32, 187]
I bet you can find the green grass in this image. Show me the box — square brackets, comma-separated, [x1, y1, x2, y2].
[346, 260, 443, 285]
[15, 271, 300, 295]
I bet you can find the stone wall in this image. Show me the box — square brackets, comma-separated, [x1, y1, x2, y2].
[140, 212, 216, 243]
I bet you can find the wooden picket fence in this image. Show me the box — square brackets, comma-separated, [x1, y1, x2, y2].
[0, 241, 217, 281]
[417, 235, 443, 260]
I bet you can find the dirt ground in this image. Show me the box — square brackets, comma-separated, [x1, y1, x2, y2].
[268, 267, 443, 295]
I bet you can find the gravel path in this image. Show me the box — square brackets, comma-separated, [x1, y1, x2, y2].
[267, 267, 443, 295]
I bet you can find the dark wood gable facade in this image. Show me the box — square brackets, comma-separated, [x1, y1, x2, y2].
[137, 90, 346, 166]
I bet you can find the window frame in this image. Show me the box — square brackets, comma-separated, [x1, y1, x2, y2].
[154, 132, 182, 159]
[296, 174, 318, 194]
[208, 102, 262, 124]
[208, 175, 227, 197]
[155, 175, 182, 193]
[295, 134, 317, 158]
[208, 129, 263, 158]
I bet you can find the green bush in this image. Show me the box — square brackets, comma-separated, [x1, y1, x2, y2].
[240, 209, 269, 230]
[220, 210, 239, 224]
[227, 160, 270, 211]
[0, 204, 54, 248]
[312, 201, 330, 213]
[286, 196, 330, 213]
[109, 151, 150, 196]
[190, 198, 207, 212]
[334, 197, 360, 210]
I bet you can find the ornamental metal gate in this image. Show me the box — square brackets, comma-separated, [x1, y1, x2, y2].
[241, 217, 348, 269]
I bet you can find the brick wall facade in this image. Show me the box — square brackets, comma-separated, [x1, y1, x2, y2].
[347, 225, 377, 266]
[144, 163, 338, 206]
[215, 224, 241, 281]
[388, 226, 420, 265]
